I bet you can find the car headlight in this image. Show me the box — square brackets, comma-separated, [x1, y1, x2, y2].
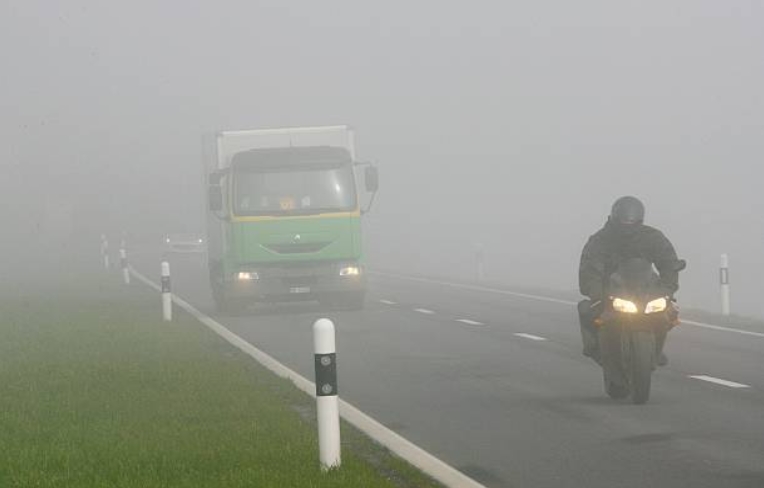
[339, 266, 361, 277]
[645, 297, 667, 314]
[237, 271, 259, 281]
[612, 298, 639, 314]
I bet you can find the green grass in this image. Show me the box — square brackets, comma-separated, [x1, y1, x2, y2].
[0, 273, 442, 488]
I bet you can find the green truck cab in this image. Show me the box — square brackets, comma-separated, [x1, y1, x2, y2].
[205, 126, 378, 312]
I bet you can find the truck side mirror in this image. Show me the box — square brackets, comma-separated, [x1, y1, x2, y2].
[365, 166, 379, 193]
[208, 185, 223, 212]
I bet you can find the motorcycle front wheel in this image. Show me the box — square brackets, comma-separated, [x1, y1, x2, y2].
[599, 324, 629, 399]
[628, 330, 656, 404]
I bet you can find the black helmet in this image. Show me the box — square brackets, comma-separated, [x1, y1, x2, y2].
[610, 196, 645, 225]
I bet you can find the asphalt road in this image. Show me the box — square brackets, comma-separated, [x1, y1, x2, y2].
[132, 251, 764, 488]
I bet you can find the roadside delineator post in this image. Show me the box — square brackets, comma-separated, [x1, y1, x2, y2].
[720, 253, 730, 316]
[313, 318, 341, 470]
[101, 234, 110, 270]
[120, 248, 130, 285]
[161, 260, 172, 322]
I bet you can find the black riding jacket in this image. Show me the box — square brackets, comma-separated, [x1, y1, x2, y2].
[579, 220, 679, 300]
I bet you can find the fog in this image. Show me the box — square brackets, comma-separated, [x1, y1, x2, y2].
[2, 1, 763, 315]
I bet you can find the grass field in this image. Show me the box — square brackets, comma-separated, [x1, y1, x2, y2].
[0, 270, 442, 488]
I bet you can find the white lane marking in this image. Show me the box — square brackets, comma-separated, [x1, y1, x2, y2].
[689, 375, 750, 389]
[372, 271, 578, 305]
[372, 271, 764, 339]
[414, 308, 436, 315]
[514, 333, 548, 341]
[681, 320, 764, 339]
[379, 299, 397, 305]
[456, 319, 484, 326]
[129, 267, 486, 488]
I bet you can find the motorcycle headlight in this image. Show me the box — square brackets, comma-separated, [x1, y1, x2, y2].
[612, 298, 639, 314]
[339, 266, 361, 277]
[645, 297, 667, 314]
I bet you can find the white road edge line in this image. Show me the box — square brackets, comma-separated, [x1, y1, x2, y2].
[414, 308, 436, 315]
[688, 375, 750, 389]
[456, 319, 484, 326]
[372, 271, 764, 339]
[379, 299, 397, 305]
[514, 333, 548, 341]
[128, 267, 486, 488]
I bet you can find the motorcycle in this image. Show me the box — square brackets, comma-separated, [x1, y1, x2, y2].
[593, 257, 685, 404]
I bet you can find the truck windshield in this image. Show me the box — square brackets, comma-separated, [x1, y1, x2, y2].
[233, 163, 357, 216]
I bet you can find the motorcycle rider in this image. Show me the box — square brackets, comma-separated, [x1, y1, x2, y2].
[578, 196, 680, 366]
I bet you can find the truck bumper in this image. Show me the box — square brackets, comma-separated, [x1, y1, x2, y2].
[224, 263, 367, 302]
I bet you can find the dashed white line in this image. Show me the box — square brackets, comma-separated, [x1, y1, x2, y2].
[372, 271, 764, 340]
[689, 375, 750, 389]
[514, 333, 548, 341]
[414, 308, 436, 315]
[379, 299, 397, 305]
[456, 319, 484, 326]
[371, 271, 576, 306]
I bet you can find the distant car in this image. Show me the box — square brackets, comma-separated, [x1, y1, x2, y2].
[164, 233, 206, 253]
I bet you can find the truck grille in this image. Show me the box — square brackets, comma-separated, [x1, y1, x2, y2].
[282, 276, 318, 286]
[263, 242, 330, 254]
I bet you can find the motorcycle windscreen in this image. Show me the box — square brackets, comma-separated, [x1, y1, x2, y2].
[608, 258, 660, 297]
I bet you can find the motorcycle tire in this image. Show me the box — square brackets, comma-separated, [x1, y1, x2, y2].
[629, 331, 655, 404]
[599, 324, 630, 400]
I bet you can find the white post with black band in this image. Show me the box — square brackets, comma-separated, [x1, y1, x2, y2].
[161, 261, 172, 322]
[720, 253, 730, 316]
[313, 318, 341, 470]
[120, 248, 130, 285]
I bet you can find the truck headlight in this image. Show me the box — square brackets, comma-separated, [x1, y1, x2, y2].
[339, 266, 361, 277]
[237, 271, 259, 281]
[645, 297, 667, 314]
[612, 298, 639, 314]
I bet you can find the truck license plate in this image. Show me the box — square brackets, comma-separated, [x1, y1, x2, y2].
[290, 286, 311, 294]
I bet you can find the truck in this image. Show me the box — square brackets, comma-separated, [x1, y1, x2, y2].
[204, 125, 378, 313]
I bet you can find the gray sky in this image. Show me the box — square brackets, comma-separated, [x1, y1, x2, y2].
[2, 1, 763, 314]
